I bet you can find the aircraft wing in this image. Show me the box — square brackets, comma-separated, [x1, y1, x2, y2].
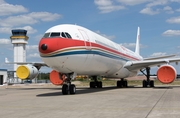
[124, 58, 180, 71]
[5, 58, 48, 68]
[143, 54, 176, 60]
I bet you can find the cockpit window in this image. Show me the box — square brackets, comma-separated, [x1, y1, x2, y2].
[43, 32, 72, 39]
[65, 32, 72, 38]
[43, 33, 50, 38]
[50, 32, 60, 37]
[61, 32, 66, 38]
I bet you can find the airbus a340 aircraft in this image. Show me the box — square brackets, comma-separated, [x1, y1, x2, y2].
[10, 24, 180, 95]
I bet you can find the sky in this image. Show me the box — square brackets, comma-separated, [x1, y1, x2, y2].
[0, 0, 180, 73]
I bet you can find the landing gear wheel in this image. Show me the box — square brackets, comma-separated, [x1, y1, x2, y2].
[150, 80, 154, 87]
[141, 67, 155, 88]
[123, 80, 128, 88]
[62, 84, 68, 95]
[117, 81, 122, 88]
[97, 81, 102, 88]
[89, 76, 103, 88]
[142, 80, 147, 87]
[90, 82, 95, 88]
[117, 79, 128, 88]
[69, 84, 76, 94]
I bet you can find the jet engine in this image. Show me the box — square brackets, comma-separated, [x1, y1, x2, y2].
[16, 65, 39, 80]
[157, 65, 177, 84]
[49, 70, 66, 85]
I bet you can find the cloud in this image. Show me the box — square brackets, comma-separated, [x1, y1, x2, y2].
[0, 38, 11, 44]
[26, 45, 38, 50]
[166, 16, 180, 24]
[28, 12, 61, 22]
[117, 0, 151, 6]
[0, 26, 37, 34]
[0, 12, 62, 27]
[0, 1, 28, 16]
[176, 8, 180, 12]
[140, 7, 160, 15]
[146, 0, 168, 8]
[162, 30, 180, 36]
[94, 0, 180, 14]
[94, 0, 125, 13]
[163, 6, 174, 14]
[121, 43, 136, 48]
[16, 26, 37, 34]
[139, 0, 180, 15]
[0, 27, 11, 34]
[34, 34, 44, 41]
[150, 52, 167, 57]
[27, 53, 40, 58]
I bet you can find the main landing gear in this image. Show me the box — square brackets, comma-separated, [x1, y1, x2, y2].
[90, 76, 102, 88]
[140, 67, 154, 87]
[62, 73, 76, 95]
[117, 78, 128, 88]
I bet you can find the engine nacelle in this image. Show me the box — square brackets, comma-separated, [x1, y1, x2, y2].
[16, 65, 39, 80]
[49, 70, 66, 85]
[157, 65, 177, 84]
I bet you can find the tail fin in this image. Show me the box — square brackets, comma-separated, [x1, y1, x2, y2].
[135, 27, 140, 55]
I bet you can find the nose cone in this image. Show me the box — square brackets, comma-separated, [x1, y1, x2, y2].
[39, 38, 59, 54]
[41, 44, 48, 50]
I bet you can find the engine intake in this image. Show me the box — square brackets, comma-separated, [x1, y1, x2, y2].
[157, 65, 177, 84]
[16, 65, 39, 80]
[50, 70, 66, 85]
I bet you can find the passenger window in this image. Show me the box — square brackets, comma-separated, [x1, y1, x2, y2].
[61, 32, 66, 38]
[65, 32, 72, 39]
[43, 33, 50, 38]
[50, 32, 60, 37]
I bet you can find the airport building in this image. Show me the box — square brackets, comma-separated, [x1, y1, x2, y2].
[0, 69, 8, 85]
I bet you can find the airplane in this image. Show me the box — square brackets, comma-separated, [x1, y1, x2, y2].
[7, 24, 180, 95]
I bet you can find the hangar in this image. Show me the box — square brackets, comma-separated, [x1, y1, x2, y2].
[0, 69, 7, 85]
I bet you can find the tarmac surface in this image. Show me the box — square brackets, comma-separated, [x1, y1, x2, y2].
[0, 84, 180, 118]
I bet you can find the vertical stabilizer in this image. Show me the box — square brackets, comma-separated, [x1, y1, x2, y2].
[135, 27, 140, 55]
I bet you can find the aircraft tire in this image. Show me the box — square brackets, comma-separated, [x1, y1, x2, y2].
[123, 80, 128, 88]
[97, 81, 102, 88]
[117, 81, 122, 88]
[69, 84, 76, 94]
[142, 80, 147, 87]
[150, 80, 154, 87]
[62, 84, 68, 95]
[90, 82, 95, 88]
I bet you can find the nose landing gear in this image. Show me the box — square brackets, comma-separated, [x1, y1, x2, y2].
[62, 73, 76, 95]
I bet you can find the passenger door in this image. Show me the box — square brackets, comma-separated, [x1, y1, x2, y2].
[78, 29, 91, 50]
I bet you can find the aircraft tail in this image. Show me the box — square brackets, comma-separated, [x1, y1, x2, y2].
[135, 27, 140, 55]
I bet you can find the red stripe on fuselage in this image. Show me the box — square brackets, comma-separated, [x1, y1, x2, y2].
[39, 37, 140, 61]
[39, 38, 85, 54]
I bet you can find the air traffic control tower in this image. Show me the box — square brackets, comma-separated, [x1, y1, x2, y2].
[10, 29, 29, 81]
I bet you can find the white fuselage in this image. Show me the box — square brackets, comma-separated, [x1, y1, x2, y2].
[39, 24, 143, 78]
